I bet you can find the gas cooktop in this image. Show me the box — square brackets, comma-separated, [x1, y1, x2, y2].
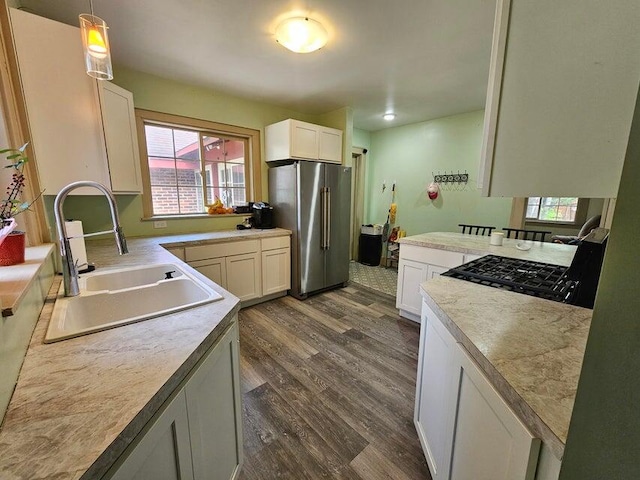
[442, 255, 578, 303]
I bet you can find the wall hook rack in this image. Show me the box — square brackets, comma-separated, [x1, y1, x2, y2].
[433, 170, 469, 184]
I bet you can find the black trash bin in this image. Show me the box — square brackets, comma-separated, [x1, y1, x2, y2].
[359, 233, 382, 266]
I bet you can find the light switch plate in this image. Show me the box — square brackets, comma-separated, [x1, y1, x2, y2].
[153, 220, 167, 229]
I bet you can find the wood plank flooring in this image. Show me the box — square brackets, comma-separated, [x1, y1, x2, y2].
[238, 284, 432, 480]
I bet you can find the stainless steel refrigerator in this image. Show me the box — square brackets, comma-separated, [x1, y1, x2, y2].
[269, 161, 352, 299]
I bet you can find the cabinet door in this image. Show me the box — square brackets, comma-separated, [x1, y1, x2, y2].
[225, 252, 261, 301]
[415, 302, 457, 479]
[290, 120, 319, 159]
[185, 323, 243, 480]
[109, 390, 194, 480]
[191, 258, 227, 289]
[10, 8, 110, 195]
[99, 82, 142, 193]
[261, 247, 291, 295]
[396, 259, 429, 315]
[479, 0, 640, 197]
[318, 127, 342, 163]
[449, 343, 540, 480]
[427, 264, 448, 280]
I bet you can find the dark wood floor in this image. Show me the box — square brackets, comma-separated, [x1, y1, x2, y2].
[238, 283, 432, 480]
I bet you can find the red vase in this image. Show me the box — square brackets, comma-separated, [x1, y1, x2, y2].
[0, 231, 26, 266]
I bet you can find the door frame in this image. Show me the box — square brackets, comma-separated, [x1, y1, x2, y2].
[350, 147, 367, 261]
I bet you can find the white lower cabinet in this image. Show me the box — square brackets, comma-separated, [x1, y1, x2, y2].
[396, 259, 430, 318]
[106, 321, 242, 480]
[262, 248, 291, 295]
[225, 252, 261, 301]
[191, 258, 227, 290]
[450, 344, 540, 480]
[186, 236, 290, 305]
[416, 301, 541, 480]
[414, 303, 457, 478]
[397, 246, 475, 322]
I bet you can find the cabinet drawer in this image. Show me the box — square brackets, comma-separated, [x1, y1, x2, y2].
[400, 245, 464, 268]
[185, 240, 259, 262]
[261, 236, 290, 251]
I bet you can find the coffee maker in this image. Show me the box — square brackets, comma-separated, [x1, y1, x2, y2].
[251, 202, 274, 229]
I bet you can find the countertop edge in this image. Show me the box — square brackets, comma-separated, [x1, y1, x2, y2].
[421, 288, 566, 460]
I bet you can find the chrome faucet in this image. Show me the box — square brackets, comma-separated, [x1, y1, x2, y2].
[54, 181, 128, 297]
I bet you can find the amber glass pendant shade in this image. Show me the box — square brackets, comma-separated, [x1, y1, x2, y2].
[79, 13, 113, 80]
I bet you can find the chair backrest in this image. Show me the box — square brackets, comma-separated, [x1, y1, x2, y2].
[502, 228, 552, 242]
[459, 224, 496, 236]
[578, 215, 602, 238]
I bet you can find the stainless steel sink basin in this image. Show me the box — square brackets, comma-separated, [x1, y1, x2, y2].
[45, 264, 223, 343]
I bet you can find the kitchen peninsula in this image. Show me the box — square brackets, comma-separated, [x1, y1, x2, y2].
[396, 232, 578, 322]
[409, 233, 592, 480]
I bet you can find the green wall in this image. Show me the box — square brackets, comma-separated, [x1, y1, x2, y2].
[559, 86, 640, 479]
[364, 111, 512, 235]
[45, 66, 346, 238]
[353, 128, 372, 150]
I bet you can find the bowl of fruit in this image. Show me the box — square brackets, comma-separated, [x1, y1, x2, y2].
[206, 197, 234, 215]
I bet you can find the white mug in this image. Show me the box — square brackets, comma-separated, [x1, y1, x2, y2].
[490, 231, 504, 246]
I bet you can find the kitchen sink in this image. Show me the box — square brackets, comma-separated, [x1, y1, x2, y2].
[45, 264, 223, 343]
[81, 263, 185, 292]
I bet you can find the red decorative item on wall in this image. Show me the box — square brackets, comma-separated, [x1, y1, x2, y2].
[0, 231, 25, 266]
[427, 182, 439, 200]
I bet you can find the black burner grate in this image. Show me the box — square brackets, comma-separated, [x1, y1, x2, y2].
[442, 255, 577, 303]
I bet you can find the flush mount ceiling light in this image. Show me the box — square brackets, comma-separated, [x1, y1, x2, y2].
[383, 113, 396, 121]
[275, 17, 328, 53]
[79, 0, 113, 80]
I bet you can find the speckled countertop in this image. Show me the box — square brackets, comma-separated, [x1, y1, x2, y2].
[421, 277, 592, 459]
[0, 228, 290, 480]
[400, 232, 577, 266]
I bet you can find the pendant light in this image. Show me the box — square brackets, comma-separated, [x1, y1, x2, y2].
[79, 0, 113, 80]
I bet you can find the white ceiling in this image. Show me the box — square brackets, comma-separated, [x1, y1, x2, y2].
[17, 0, 497, 131]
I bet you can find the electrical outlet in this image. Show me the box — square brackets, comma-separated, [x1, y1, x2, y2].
[153, 220, 167, 229]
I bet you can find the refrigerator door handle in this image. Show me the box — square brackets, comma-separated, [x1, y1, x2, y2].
[326, 187, 331, 249]
[321, 187, 327, 249]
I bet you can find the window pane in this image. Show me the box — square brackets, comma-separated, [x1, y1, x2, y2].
[539, 205, 558, 221]
[177, 186, 204, 214]
[149, 162, 177, 186]
[151, 186, 179, 215]
[227, 187, 246, 206]
[526, 205, 539, 218]
[173, 130, 200, 160]
[225, 139, 245, 164]
[206, 162, 228, 187]
[203, 136, 224, 162]
[177, 158, 201, 186]
[145, 125, 175, 158]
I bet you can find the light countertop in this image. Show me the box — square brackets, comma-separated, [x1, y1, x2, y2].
[400, 231, 577, 266]
[0, 229, 290, 479]
[421, 277, 592, 459]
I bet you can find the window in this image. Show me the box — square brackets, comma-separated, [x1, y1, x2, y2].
[136, 110, 261, 217]
[526, 197, 579, 223]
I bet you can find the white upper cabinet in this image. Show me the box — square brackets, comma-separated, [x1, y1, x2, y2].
[265, 119, 343, 164]
[479, 0, 640, 198]
[98, 82, 143, 193]
[10, 9, 141, 195]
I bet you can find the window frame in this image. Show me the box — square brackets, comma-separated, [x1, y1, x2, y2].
[525, 197, 588, 226]
[135, 109, 261, 219]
